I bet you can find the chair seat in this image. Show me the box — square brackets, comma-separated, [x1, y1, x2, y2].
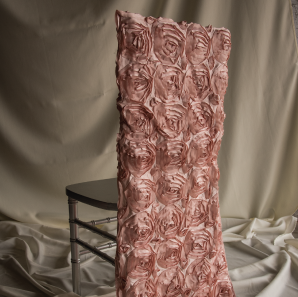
[66, 178, 118, 211]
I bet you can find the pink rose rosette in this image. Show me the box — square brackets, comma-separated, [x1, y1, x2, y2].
[184, 229, 213, 260]
[181, 199, 208, 235]
[156, 204, 184, 239]
[212, 28, 231, 64]
[188, 168, 209, 198]
[210, 121, 223, 144]
[192, 287, 210, 297]
[153, 22, 186, 65]
[210, 280, 235, 297]
[157, 238, 188, 269]
[125, 178, 156, 212]
[117, 161, 130, 187]
[205, 197, 219, 228]
[187, 129, 212, 168]
[126, 279, 155, 297]
[209, 165, 220, 190]
[186, 24, 210, 65]
[116, 11, 152, 63]
[209, 92, 221, 106]
[118, 212, 154, 253]
[118, 63, 154, 103]
[120, 138, 156, 178]
[188, 101, 214, 135]
[185, 258, 212, 292]
[155, 267, 188, 297]
[211, 64, 228, 99]
[156, 173, 188, 206]
[154, 64, 184, 103]
[125, 245, 155, 279]
[211, 251, 228, 280]
[156, 140, 188, 174]
[153, 103, 187, 139]
[185, 64, 211, 102]
[120, 103, 155, 140]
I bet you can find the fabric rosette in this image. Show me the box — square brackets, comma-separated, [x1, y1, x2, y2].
[118, 212, 154, 253]
[186, 24, 210, 65]
[120, 103, 154, 140]
[154, 64, 183, 103]
[185, 64, 211, 102]
[212, 251, 228, 279]
[116, 11, 152, 63]
[184, 229, 213, 260]
[207, 197, 219, 228]
[210, 121, 223, 143]
[155, 267, 188, 297]
[157, 238, 188, 269]
[188, 101, 214, 135]
[117, 161, 130, 186]
[212, 28, 231, 64]
[156, 140, 188, 174]
[214, 105, 226, 123]
[210, 222, 222, 253]
[125, 245, 155, 279]
[153, 103, 187, 139]
[188, 168, 209, 198]
[120, 138, 156, 178]
[210, 280, 235, 297]
[192, 286, 210, 297]
[125, 178, 156, 212]
[156, 140, 188, 173]
[209, 92, 221, 106]
[185, 258, 212, 292]
[153, 21, 186, 65]
[117, 179, 128, 220]
[209, 165, 220, 189]
[211, 107, 225, 158]
[187, 129, 212, 168]
[156, 173, 188, 206]
[211, 64, 228, 99]
[156, 204, 184, 239]
[181, 199, 208, 235]
[211, 106, 225, 141]
[210, 140, 221, 164]
[118, 63, 154, 103]
[126, 279, 155, 297]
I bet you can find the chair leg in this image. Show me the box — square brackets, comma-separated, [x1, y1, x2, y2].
[68, 197, 81, 296]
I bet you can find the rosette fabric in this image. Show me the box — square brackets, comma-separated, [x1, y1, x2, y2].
[115, 10, 234, 297]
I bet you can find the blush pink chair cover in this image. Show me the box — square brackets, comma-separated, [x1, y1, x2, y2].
[115, 10, 235, 297]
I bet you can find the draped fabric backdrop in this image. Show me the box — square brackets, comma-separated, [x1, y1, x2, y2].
[0, 0, 297, 227]
[0, 1, 298, 297]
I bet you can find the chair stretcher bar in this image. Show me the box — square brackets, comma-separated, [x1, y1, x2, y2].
[76, 238, 115, 266]
[74, 218, 117, 242]
[78, 216, 117, 228]
[79, 242, 117, 256]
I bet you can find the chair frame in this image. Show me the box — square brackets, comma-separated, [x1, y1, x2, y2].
[68, 197, 117, 296]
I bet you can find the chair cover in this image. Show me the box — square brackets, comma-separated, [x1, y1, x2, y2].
[115, 10, 235, 297]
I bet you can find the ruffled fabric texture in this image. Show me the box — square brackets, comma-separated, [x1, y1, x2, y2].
[115, 10, 234, 297]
